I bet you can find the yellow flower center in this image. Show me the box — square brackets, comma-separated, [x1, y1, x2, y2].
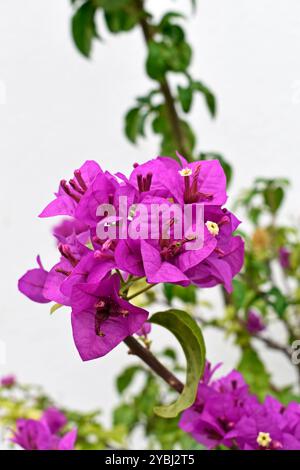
[205, 221, 219, 236]
[257, 431, 272, 448]
[179, 168, 192, 177]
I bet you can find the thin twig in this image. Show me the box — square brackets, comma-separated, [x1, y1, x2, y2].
[126, 283, 157, 301]
[197, 316, 292, 359]
[252, 334, 292, 360]
[124, 336, 184, 393]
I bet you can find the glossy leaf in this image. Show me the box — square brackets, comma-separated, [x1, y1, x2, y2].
[71, 2, 98, 57]
[150, 309, 206, 418]
[178, 85, 193, 112]
[125, 107, 142, 143]
[104, 9, 139, 33]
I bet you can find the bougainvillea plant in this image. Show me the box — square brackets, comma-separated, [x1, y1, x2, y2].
[4, 0, 300, 450]
[18, 153, 243, 419]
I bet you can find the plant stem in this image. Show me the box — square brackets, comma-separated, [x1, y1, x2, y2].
[124, 336, 184, 393]
[136, 0, 192, 161]
[126, 283, 157, 301]
[115, 269, 125, 284]
[252, 334, 291, 360]
[123, 280, 183, 393]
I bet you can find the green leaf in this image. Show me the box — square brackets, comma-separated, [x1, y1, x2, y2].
[113, 403, 137, 429]
[96, 0, 131, 11]
[232, 279, 247, 309]
[104, 9, 139, 33]
[136, 88, 159, 106]
[263, 186, 284, 214]
[151, 104, 195, 158]
[71, 2, 98, 57]
[163, 283, 175, 303]
[151, 106, 169, 134]
[149, 309, 206, 418]
[163, 283, 197, 305]
[266, 287, 288, 317]
[168, 42, 192, 73]
[134, 374, 160, 415]
[50, 303, 63, 315]
[161, 347, 177, 362]
[124, 107, 141, 143]
[238, 348, 270, 401]
[162, 24, 185, 44]
[146, 42, 168, 80]
[178, 85, 193, 112]
[146, 40, 192, 80]
[193, 81, 217, 117]
[159, 12, 185, 30]
[249, 206, 262, 225]
[116, 366, 141, 394]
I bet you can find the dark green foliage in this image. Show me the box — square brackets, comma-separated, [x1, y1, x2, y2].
[163, 283, 197, 305]
[150, 309, 206, 418]
[71, 2, 99, 57]
[69, 0, 221, 160]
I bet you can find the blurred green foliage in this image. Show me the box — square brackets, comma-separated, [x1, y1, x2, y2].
[0, 381, 126, 450]
[69, 0, 228, 170]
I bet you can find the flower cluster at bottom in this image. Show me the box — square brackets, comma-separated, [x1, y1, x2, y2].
[11, 407, 77, 450]
[179, 363, 300, 450]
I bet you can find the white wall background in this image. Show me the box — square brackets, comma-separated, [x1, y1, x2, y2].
[1, 0, 300, 441]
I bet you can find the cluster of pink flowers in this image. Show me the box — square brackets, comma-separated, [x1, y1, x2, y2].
[11, 408, 76, 450]
[180, 363, 300, 450]
[18, 155, 243, 361]
[0, 375, 16, 388]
